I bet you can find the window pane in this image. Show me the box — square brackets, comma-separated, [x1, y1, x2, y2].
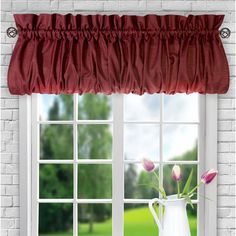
[124, 94, 160, 121]
[78, 94, 112, 120]
[187, 204, 198, 236]
[39, 203, 73, 236]
[78, 125, 112, 159]
[78, 204, 112, 236]
[124, 203, 158, 236]
[39, 164, 73, 198]
[124, 124, 159, 161]
[124, 204, 197, 236]
[39, 94, 73, 121]
[164, 93, 199, 122]
[163, 125, 198, 161]
[124, 164, 160, 199]
[163, 164, 198, 199]
[40, 124, 73, 160]
[78, 164, 112, 199]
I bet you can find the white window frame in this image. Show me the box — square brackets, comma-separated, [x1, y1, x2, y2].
[19, 94, 217, 236]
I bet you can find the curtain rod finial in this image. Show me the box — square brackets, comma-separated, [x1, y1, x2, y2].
[6, 27, 18, 38]
[220, 28, 231, 39]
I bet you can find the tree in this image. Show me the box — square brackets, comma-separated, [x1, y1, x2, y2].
[124, 164, 138, 201]
[77, 94, 112, 233]
[39, 94, 112, 233]
[40, 95, 74, 233]
[137, 170, 157, 199]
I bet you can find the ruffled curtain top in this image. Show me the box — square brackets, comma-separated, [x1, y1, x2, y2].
[8, 14, 229, 95]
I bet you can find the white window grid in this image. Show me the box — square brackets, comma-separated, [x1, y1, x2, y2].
[29, 93, 207, 236]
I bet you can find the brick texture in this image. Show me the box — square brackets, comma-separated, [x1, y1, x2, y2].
[0, 1, 235, 236]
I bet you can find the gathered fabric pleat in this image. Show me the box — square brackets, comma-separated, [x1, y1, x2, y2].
[8, 14, 229, 95]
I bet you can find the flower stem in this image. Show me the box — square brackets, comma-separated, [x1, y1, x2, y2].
[153, 171, 167, 199]
[153, 171, 160, 182]
[177, 181, 180, 198]
[139, 183, 165, 197]
[188, 182, 202, 196]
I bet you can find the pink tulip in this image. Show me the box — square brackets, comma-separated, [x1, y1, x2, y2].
[172, 165, 182, 181]
[201, 169, 218, 184]
[142, 158, 155, 172]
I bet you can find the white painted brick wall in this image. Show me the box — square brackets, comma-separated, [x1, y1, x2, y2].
[0, 1, 235, 236]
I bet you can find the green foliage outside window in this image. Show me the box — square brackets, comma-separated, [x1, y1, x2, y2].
[39, 94, 197, 236]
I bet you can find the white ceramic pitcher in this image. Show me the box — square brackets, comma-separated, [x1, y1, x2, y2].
[149, 195, 191, 236]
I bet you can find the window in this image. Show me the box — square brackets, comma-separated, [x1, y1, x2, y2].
[19, 93, 217, 236]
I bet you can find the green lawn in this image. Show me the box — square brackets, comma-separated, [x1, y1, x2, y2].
[40, 207, 197, 236]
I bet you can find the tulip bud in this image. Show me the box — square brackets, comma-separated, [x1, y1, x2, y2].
[172, 165, 182, 181]
[201, 169, 218, 184]
[142, 158, 155, 172]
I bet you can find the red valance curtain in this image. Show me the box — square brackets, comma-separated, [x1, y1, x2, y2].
[8, 14, 229, 95]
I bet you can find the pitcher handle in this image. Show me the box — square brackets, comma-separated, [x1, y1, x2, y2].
[149, 198, 165, 232]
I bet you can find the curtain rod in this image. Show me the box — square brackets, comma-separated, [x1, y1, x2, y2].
[6, 27, 231, 39]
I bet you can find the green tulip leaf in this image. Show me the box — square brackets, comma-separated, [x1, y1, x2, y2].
[182, 169, 193, 195]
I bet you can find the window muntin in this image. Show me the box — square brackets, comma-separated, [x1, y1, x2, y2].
[33, 93, 202, 236]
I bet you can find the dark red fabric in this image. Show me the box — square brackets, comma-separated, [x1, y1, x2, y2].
[8, 14, 229, 95]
